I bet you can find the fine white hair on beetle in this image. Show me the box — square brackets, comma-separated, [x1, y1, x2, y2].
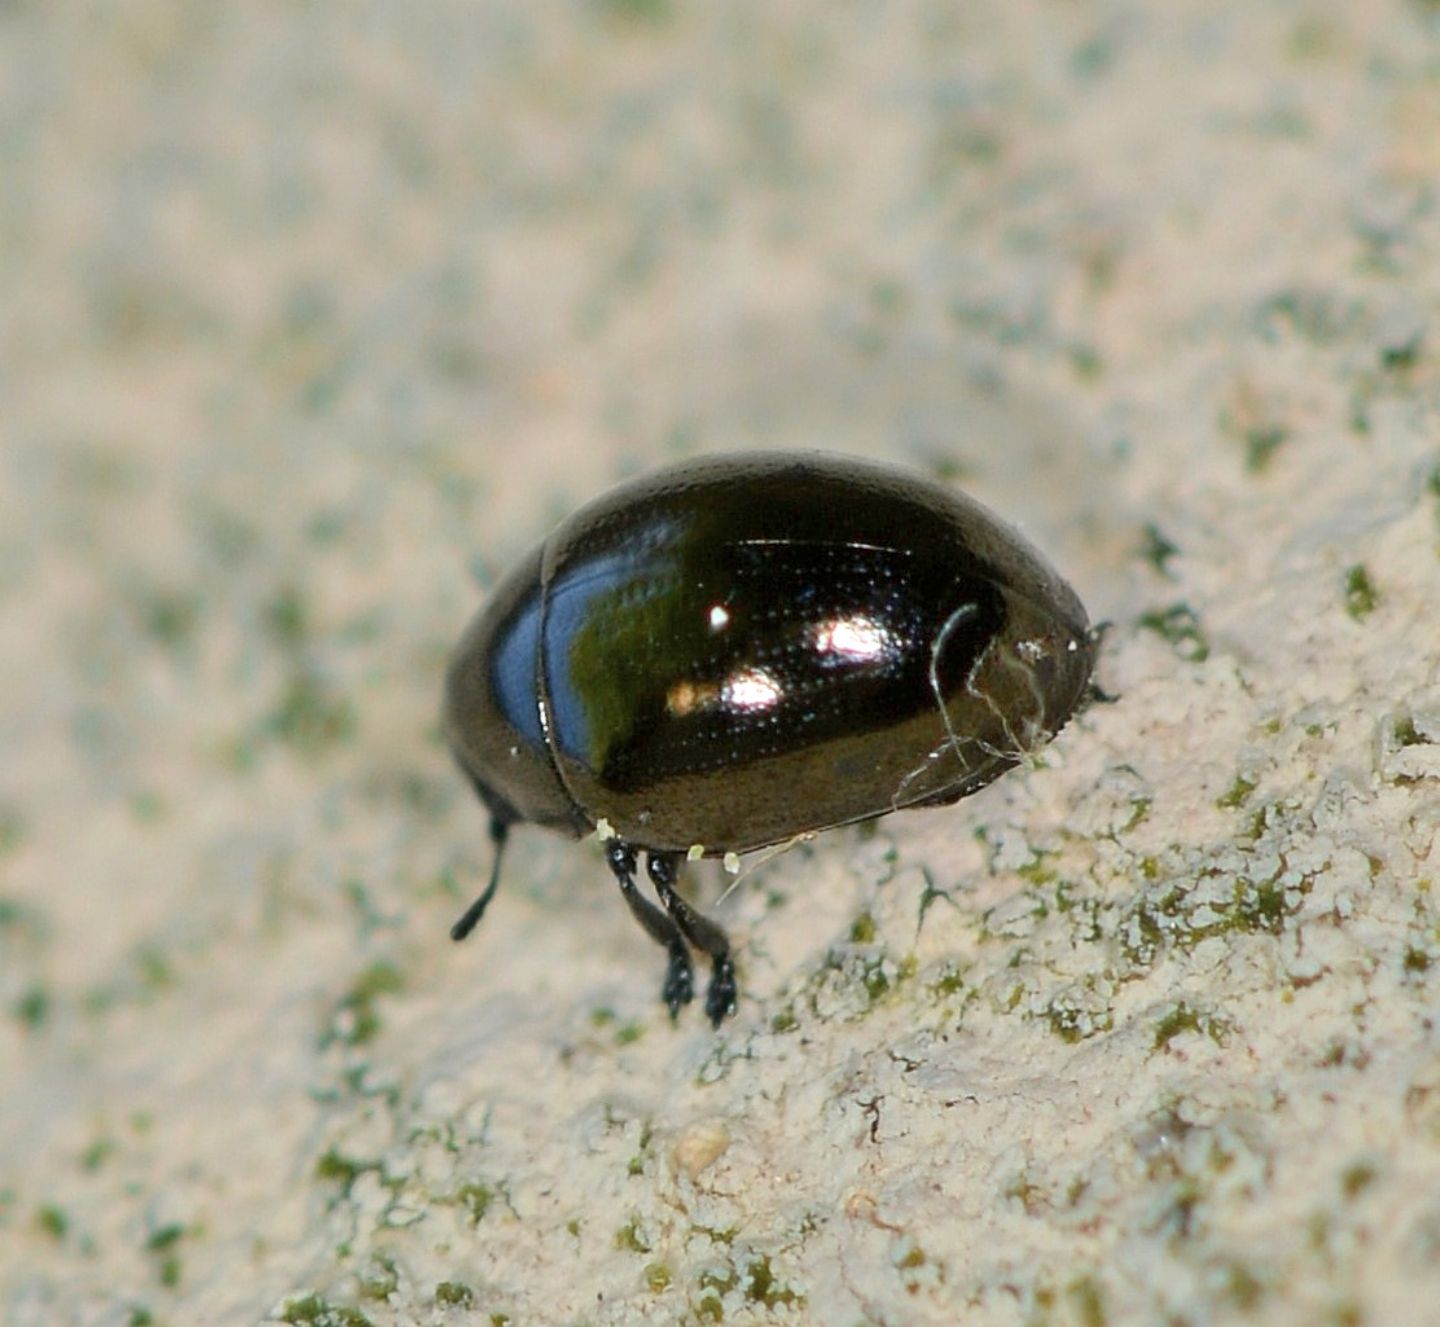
[891, 598, 991, 810]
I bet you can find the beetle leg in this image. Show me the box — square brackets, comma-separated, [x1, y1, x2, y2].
[604, 840, 694, 1017]
[646, 852, 736, 1027]
[450, 816, 510, 942]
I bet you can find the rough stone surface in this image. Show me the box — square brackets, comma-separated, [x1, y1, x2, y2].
[3, 3, 1440, 1325]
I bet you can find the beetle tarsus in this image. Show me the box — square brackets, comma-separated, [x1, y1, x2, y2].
[662, 948, 695, 1018]
[450, 817, 510, 942]
[604, 840, 694, 1016]
[705, 956, 737, 1026]
[647, 852, 735, 1025]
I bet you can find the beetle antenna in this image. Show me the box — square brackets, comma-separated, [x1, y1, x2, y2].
[450, 818, 510, 942]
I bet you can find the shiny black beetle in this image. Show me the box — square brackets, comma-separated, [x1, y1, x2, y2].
[444, 451, 1095, 1025]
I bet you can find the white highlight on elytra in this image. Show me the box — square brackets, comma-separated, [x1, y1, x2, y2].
[668, 664, 783, 718]
[813, 614, 888, 662]
[722, 666, 782, 712]
[708, 603, 731, 631]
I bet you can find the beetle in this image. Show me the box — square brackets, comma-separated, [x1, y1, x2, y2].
[444, 451, 1096, 1025]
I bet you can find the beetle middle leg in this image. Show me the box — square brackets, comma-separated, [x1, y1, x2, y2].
[646, 852, 736, 1027]
[603, 840, 694, 1017]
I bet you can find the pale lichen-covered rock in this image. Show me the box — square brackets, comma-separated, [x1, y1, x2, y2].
[4, 2, 1440, 1325]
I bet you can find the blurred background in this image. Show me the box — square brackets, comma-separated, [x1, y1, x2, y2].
[5, 3, 1440, 1324]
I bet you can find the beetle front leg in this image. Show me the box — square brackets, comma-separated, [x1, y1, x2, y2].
[646, 852, 736, 1027]
[603, 840, 694, 1017]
